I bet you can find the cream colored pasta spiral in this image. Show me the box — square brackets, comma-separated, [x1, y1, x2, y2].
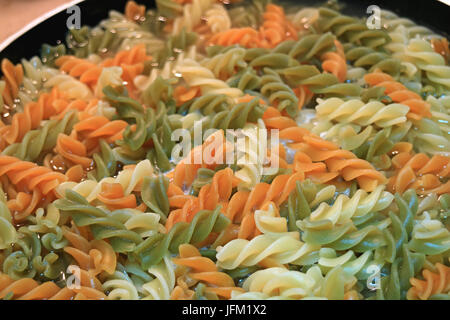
[200, 47, 247, 79]
[95, 66, 124, 98]
[232, 265, 355, 300]
[254, 202, 288, 235]
[235, 267, 317, 299]
[205, 3, 231, 33]
[103, 272, 140, 300]
[122, 210, 166, 238]
[215, 233, 320, 270]
[288, 7, 319, 30]
[235, 119, 266, 190]
[55, 159, 153, 202]
[315, 97, 409, 128]
[172, 0, 216, 35]
[141, 255, 175, 300]
[175, 58, 243, 98]
[43, 69, 94, 100]
[317, 248, 373, 276]
[308, 185, 394, 225]
[100, 11, 164, 52]
[403, 39, 450, 90]
[133, 46, 198, 93]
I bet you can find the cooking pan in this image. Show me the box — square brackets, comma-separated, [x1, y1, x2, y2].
[0, 0, 449, 65]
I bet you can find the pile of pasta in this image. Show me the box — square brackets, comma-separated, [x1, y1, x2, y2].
[0, 0, 449, 300]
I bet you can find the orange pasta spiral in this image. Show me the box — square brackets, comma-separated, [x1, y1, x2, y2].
[321, 40, 347, 82]
[168, 167, 305, 240]
[431, 37, 450, 63]
[364, 71, 432, 120]
[0, 58, 24, 107]
[0, 273, 106, 300]
[71, 115, 129, 153]
[56, 45, 150, 96]
[55, 56, 102, 88]
[172, 244, 244, 299]
[62, 226, 116, 291]
[166, 167, 239, 230]
[0, 155, 68, 195]
[97, 182, 141, 210]
[0, 88, 67, 147]
[262, 106, 297, 130]
[100, 44, 150, 95]
[100, 44, 151, 67]
[407, 263, 450, 300]
[259, 4, 298, 48]
[172, 130, 231, 189]
[54, 132, 94, 169]
[280, 127, 387, 191]
[387, 143, 450, 195]
[7, 189, 45, 223]
[207, 28, 261, 48]
[124, 0, 146, 22]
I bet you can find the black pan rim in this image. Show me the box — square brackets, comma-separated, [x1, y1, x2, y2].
[0, 0, 449, 67]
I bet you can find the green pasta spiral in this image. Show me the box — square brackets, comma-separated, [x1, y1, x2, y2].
[2, 110, 78, 162]
[135, 207, 230, 269]
[2, 228, 66, 281]
[344, 44, 403, 76]
[318, 7, 391, 49]
[280, 64, 362, 97]
[55, 190, 145, 253]
[90, 139, 118, 181]
[261, 68, 298, 118]
[141, 175, 170, 222]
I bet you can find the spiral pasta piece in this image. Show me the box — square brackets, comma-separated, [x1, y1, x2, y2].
[0, 155, 67, 195]
[280, 127, 387, 191]
[2, 110, 78, 162]
[234, 120, 266, 190]
[407, 263, 450, 300]
[259, 4, 298, 48]
[135, 207, 230, 268]
[232, 265, 356, 300]
[55, 56, 102, 88]
[0, 273, 106, 300]
[201, 47, 247, 79]
[55, 159, 153, 202]
[321, 40, 347, 82]
[387, 150, 450, 195]
[308, 185, 394, 226]
[315, 97, 409, 128]
[403, 39, 450, 91]
[208, 28, 261, 48]
[0, 88, 67, 147]
[175, 58, 243, 98]
[318, 8, 390, 49]
[0, 58, 24, 107]
[172, 244, 243, 299]
[205, 3, 231, 34]
[364, 71, 432, 120]
[216, 232, 319, 270]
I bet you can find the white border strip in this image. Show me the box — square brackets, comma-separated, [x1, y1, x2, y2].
[0, 0, 85, 53]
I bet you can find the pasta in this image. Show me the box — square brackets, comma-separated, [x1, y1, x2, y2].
[0, 0, 448, 301]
